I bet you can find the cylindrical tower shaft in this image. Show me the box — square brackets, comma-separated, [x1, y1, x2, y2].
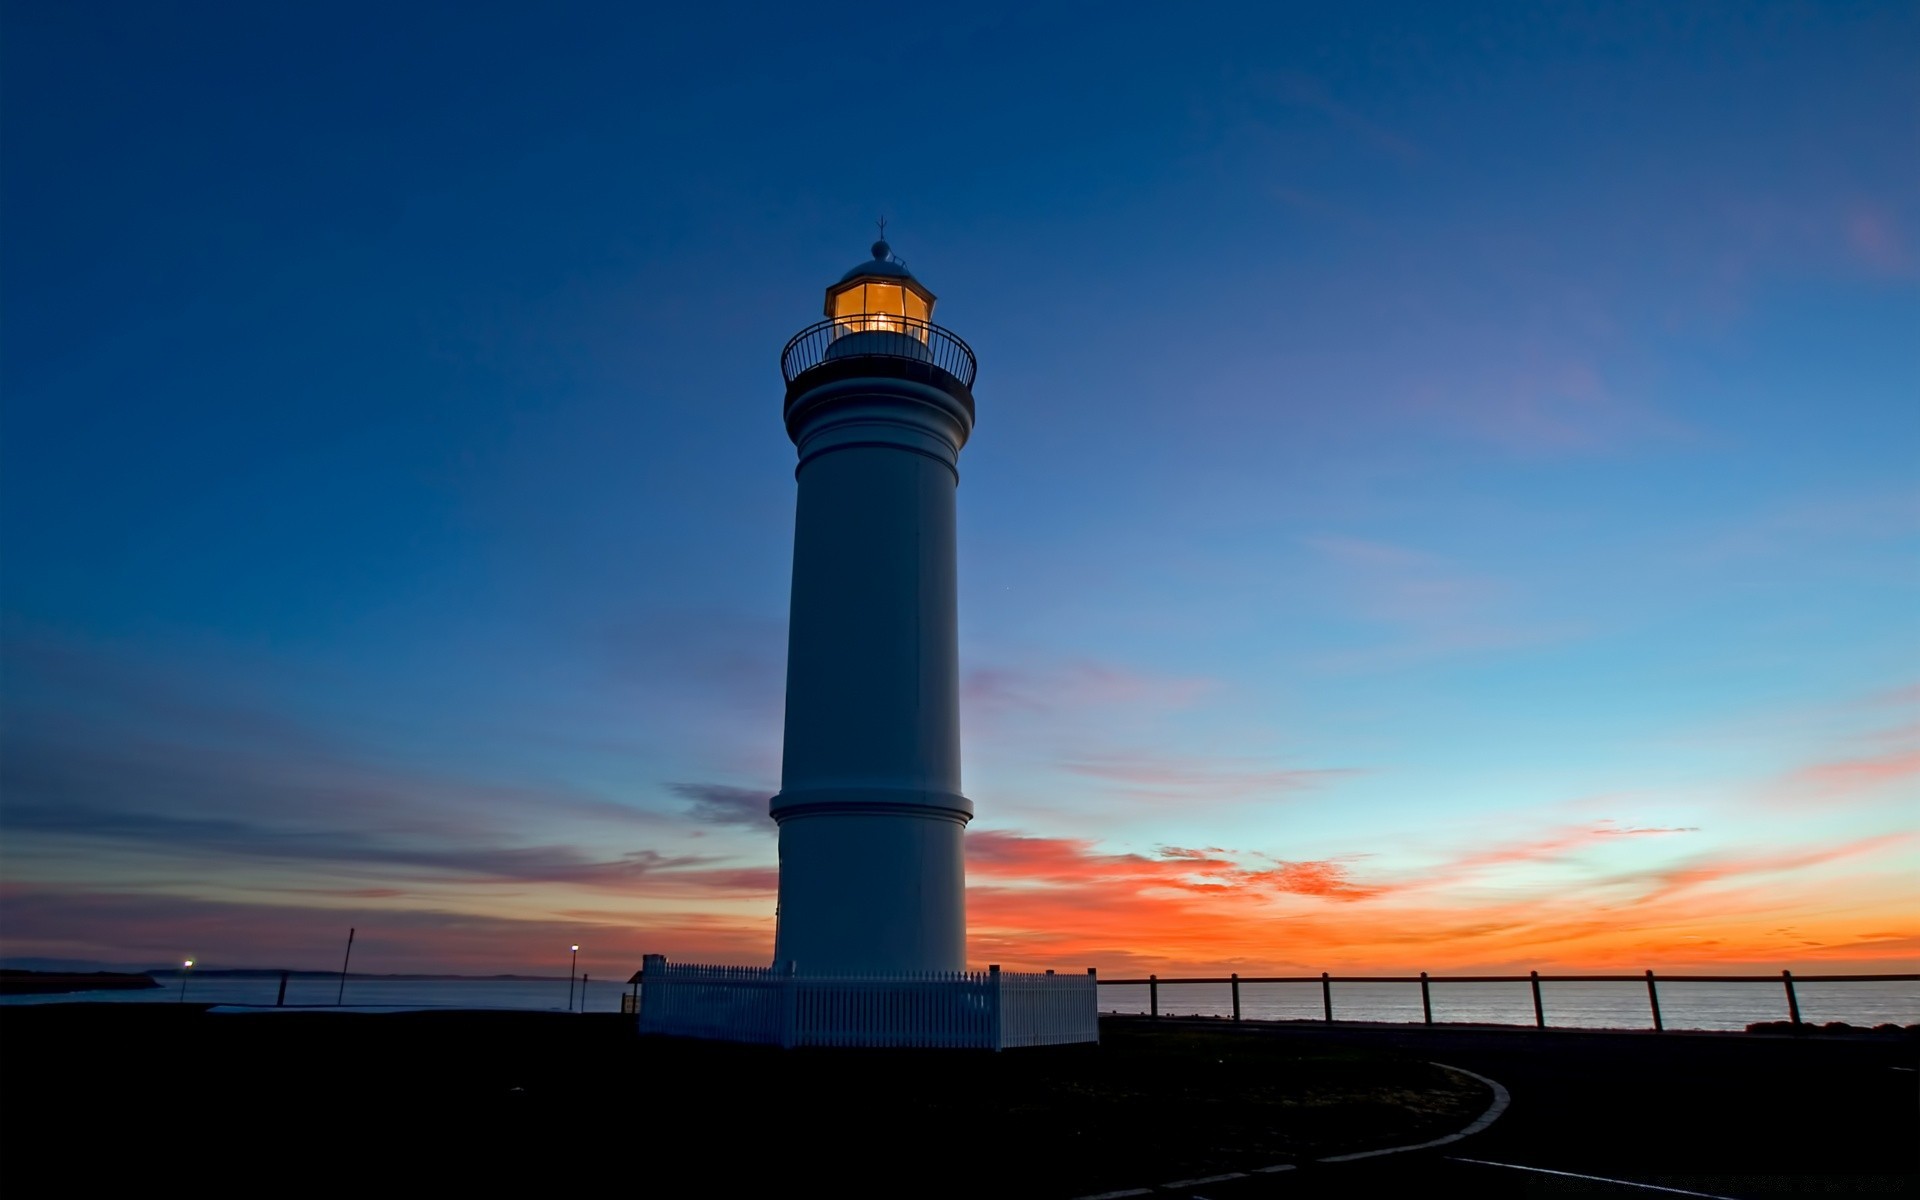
[771, 245, 977, 975]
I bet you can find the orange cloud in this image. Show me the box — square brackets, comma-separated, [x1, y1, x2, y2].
[8, 822, 1911, 979]
[1786, 749, 1920, 795]
[960, 826, 1915, 976]
[1248, 860, 1384, 901]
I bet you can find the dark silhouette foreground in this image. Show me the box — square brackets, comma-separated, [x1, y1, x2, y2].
[2, 1007, 1912, 1196]
[3, 1006, 1475, 1194]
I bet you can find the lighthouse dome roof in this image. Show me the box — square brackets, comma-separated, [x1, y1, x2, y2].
[838, 240, 919, 284]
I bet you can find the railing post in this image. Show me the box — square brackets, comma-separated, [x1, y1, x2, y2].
[989, 964, 1004, 1050]
[1645, 970, 1663, 1032]
[1420, 971, 1432, 1025]
[1231, 973, 1241, 1022]
[276, 970, 289, 1007]
[1530, 970, 1545, 1028]
[1321, 972, 1333, 1022]
[1782, 969, 1802, 1030]
[1149, 973, 1159, 1020]
[1089, 967, 1100, 1043]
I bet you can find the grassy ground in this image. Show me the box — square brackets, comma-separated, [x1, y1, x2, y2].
[0, 1006, 1487, 1195]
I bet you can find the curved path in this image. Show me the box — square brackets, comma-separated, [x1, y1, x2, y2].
[1103, 1018, 1916, 1198]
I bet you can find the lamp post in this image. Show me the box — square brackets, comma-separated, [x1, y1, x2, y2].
[336, 927, 356, 1006]
[177, 959, 194, 1003]
[567, 945, 580, 1012]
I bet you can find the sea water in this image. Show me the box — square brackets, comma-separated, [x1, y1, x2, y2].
[0, 975, 630, 1013]
[6, 974, 1915, 1030]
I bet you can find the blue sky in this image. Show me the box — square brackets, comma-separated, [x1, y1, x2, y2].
[2, 2, 1914, 976]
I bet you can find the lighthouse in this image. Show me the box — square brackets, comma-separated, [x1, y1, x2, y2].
[632, 243, 1094, 1047]
[770, 240, 977, 975]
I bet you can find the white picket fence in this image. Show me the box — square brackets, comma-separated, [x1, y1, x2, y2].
[634, 956, 1099, 1049]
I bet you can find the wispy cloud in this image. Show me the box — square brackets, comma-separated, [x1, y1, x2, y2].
[1735, 195, 1918, 282]
[963, 822, 1912, 973]
[962, 660, 1217, 721]
[0, 632, 779, 946]
[1783, 750, 1920, 797]
[1435, 822, 1700, 881]
[1058, 753, 1355, 801]
[7, 630, 1909, 978]
[1302, 535, 1582, 668]
[1244, 860, 1384, 901]
[1258, 71, 1422, 165]
[961, 660, 1314, 813]
[596, 610, 787, 719]
[1400, 354, 1687, 456]
[0, 799, 779, 894]
[1845, 204, 1913, 275]
[1691, 487, 1920, 563]
[0, 884, 775, 976]
[969, 830, 1232, 886]
[1859, 684, 1920, 710]
[6, 813, 1908, 975]
[1597, 834, 1913, 910]
[669, 782, 772, 829]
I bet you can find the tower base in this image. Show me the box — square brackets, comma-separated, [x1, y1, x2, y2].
[634, 955, 1099, 1049]
[771, 802, 967, 975]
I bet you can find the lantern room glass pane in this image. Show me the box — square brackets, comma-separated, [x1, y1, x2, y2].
[864, 282, 906, 316]
[832, 286, 865, 319]
[827, 279, 931, 343]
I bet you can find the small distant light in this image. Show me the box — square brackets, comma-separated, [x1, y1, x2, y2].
[571, 945, 579, 951]
[183, 959, 194, 968]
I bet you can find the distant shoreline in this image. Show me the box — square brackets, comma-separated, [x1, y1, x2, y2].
[0, 967, 579, 994]
[0, 970, 160, 996]
[138, 969, 573, 982]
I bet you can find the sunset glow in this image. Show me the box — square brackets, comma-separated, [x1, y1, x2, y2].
[2, 5, 1914, 982]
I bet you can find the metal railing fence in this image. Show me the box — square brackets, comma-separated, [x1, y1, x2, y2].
[1102, 970, 1917, 1032]
[780, 316, 977, 387]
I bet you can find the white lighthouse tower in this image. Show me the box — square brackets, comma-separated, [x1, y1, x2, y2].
[770, 240, 976, 975]
[633, 243, 1096, 1047]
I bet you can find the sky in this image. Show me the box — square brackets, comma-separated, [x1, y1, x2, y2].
[2, 2, 1915, 980]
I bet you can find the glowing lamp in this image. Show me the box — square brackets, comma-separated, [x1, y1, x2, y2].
[825, 240, 935, 341]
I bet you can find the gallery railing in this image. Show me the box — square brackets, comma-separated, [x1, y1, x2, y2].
[1099, 970, 1919, 1032]
[780, 316, 978, 387]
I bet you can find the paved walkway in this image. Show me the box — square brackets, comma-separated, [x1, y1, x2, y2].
[1096, 1018, 1917, 1198]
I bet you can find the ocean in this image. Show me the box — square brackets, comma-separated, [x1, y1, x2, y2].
[0, 975, 631, 1013]
[5, 973, 1915, 1031]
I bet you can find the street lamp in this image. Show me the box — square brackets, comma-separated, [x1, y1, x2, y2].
[177, 959, 194, 1004]
[567, 945, 580, 1012]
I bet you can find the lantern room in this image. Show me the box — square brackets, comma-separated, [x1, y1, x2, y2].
[826, 240, 935, 339]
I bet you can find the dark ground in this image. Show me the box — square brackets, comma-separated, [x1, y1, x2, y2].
[1, 1005, 1478, 1195]
[1138, 1016, 1918, 1198]
[0, 1007, 1912, 1197]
